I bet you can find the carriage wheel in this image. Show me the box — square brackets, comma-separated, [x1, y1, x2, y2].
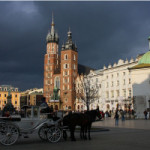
[47, 126, 62, 143]
[0, 123, 19, 146]
[38, 126, 48, 141]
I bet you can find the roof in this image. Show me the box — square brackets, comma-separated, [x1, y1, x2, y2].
[129, 64, 150, 70]
[138, 51, 150, 64]
[78, 64, 95, 75]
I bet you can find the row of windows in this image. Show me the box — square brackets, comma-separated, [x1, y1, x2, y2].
[106, 89, 132, 98]
[64, 54, 76, 60]
[106, 79, 131, 88]
[106, 72, 128, 79]
[63, 64, 76, 70]
[0, 100, 18, 105]
[0, 94, 17, 97]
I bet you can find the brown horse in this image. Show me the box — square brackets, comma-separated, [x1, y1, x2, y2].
[63, 109, 101, 141]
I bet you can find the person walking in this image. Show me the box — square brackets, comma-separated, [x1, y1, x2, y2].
[144, 110, 148, 120]
[114, 110, 119, 126]
[121, 110, 125, 122]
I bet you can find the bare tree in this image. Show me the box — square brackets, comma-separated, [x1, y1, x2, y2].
[76, 74, 99, 111]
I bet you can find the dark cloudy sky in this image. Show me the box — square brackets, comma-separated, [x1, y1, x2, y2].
[0, 1, 150, 91]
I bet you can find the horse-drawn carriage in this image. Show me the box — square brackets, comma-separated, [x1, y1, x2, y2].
[0, 105, 67, 146]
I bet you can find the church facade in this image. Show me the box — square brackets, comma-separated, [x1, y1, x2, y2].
[43, 16, 78, 110]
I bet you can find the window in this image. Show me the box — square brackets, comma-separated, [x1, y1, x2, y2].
[116, 90, 120, 97]
[123, 79, 125, 85]
[112, 74, 113, 78]
[54, 77, 60, 89]
[74, 54, 76, 60]
[106, 91, 109, 98]
[65, 86, 67, 90]
[129, 78, 131, 84]
[96, 78, 98, 82]
[0, 94, 1, 97]
[111, 81, 113, 87]
[106, 82, 109, 88]
[65, 78, 67, 83]
[74, 64, 76, 70]
[64, 54, 68, 60]
[64, 64, 68, 69]
[123, 89, 126, 97]
[15, 101, 17, 104]
[117, 73, 119, 77]
[117, 80, 119, 86]
[129, 89, 132, 97]
[106, 75, 108, 79]
[123, 72, 126, 76]
[111, 91, 114, 98]
[15, 94, 17, 98]
[65, 71, 67, 76]
[4, 94, 7, 97]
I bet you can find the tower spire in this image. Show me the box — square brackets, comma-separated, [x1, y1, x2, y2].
[51, 12, 54, 26]
[51, 12, 55, 36]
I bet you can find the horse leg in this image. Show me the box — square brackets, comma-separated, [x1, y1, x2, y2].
[88, 124, 92, 140]
[70, 126, 76, 141]
[80, 126, 83, 139]
[84, 126, 87, 140]
[63, 130, 67, 141]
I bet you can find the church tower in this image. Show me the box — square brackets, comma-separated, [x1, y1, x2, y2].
[60, 29, 78, 110]
[43, 14, 60, 104]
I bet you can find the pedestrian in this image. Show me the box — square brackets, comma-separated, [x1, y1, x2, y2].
[121, 110, 125, 122]
[114, 110, 119, 126]
[144, 110, 148, 120]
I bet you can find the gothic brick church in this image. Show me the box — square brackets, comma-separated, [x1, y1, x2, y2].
[43, 15, 78, 110]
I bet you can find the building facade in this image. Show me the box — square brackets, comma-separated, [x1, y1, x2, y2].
[0, 85, 20, 111]
[43, 16, 78, 110]
[77, 57, 140, 112]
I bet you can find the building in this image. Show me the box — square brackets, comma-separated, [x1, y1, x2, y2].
[129, 37, 150, 118]
[0, 85, 20, 111]
[43, 15, 78, 110]
[78, 57, 141, 112]
[20, 88, 43, 107]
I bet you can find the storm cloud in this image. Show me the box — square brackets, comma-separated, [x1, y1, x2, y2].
[0, 1, 150, 91]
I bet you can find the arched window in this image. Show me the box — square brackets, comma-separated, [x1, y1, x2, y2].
[54, 76, 60, 89]
[64, 54, 68, 60]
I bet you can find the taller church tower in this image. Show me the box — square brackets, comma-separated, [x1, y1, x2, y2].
[43, 15, 78, 110]
[43, 15, 60, 104]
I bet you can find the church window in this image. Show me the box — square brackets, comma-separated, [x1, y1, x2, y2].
[65, 86, 67, 90]
[54, 77, 60, 89]
[74, 64, 76, 70]
[65, 71, 68, 76]
[64, 54, 68, 60]
[65, 78, 67, 83]
[74, 54, 76, 60]
[64, 64, 68, 69]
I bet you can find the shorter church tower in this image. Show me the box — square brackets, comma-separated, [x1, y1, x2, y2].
[60, 29, 78, 110]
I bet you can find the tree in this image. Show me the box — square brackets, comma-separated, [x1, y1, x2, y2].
[75, 74, 99, 111]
